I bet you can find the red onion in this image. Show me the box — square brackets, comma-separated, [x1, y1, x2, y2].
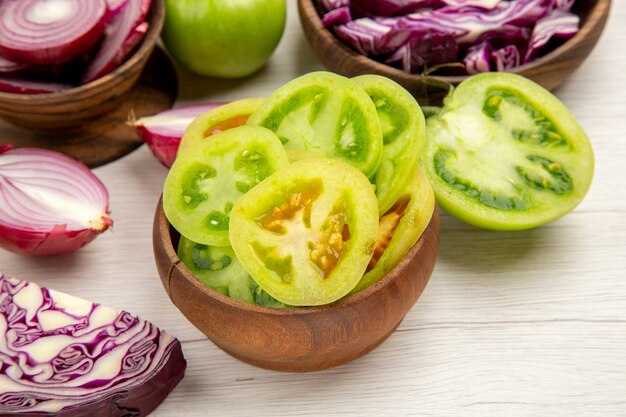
[0, 146, 112, 256]
[0, 274, 186, 416]
[0, 75, 72, 94]
[107, 0, 131, 16]
[81, 0, 152, 84]
[130, 102, 228, 168]
[0, 55, 28, 74]
[0, 0, 109, 65]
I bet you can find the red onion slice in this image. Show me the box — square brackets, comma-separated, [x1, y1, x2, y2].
[0, 274, 186, 416]
[0, 147, 112, 256]
[0, 0, 109, 65]
[130, 102, 228, 168]
[107, 0, 131, 16]
[0, 55, 28, 74]
[81, 0, 152, 84]
[0, 74, 72, 94]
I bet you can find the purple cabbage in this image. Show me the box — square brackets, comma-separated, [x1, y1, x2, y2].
[0, 274, 186, 417]
[321, 0, 579, 74]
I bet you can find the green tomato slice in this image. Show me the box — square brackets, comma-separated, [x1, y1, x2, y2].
[247, 71, 383, 178]
[352, 74, 426, 214]
[229, 158, 379, 306]
[351, 167, 435, 294]
[421, 73, 594, 230]
[163, 125, 289, 246]
[177, 236, 285, 307]
[178, 98, 265, 155]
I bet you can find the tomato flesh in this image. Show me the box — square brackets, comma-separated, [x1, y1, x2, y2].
[421, 73, 594, 230]
[229, 158, 379, 306]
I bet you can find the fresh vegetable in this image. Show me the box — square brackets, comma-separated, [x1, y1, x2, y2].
[229, 158, 379, 306]
[161, 0, 286, 78]
[351, 166, 434, 293]
[420, 72, 594, 230]
[130, 102, 228, 168]
[0, 273, 186, 416]
[0, 0, 109, 65]
[248, 71, 383, 178]
[177, 236, 285, 307]
[0, 0, 152, 93]
[81, 0, 152, 84]
[179, 98, 264, 156]
[352, 74, 425, 214]
[163, 125, 289, 246]
[0, 146, 112, 256]
[320, 0, 579, 74]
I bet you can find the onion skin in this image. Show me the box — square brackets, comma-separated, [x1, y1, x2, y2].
[0, 147, 112, 256]
[0, 274, 186, 417]
[131, 102, 228, 168]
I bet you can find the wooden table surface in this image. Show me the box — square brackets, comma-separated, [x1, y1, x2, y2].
[1, 1, 625, 416]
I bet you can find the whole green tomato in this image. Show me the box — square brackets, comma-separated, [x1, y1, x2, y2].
[162, 0, 286, 78]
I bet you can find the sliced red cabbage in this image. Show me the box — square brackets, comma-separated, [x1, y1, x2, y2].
[0, 274, 186, 416]
[333, 18, 398, 55]
[524, 9, 579, 62]
[350, 0, 443, 17]
[491, 44, 521, 70]
[0, 0, 109, 65]
[81, 0, 152, 84]
[0, 75, 72, 94]
[386, 30, 458, 72]
[319, 0, 350, 12]
[549, 0, 575, 10]
[322, 6, 352, 27]
[463, 41, 492, 73]
[442, 0, 501, 8]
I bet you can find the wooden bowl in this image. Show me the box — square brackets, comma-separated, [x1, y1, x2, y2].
[153, 198, 440, 372]
[0, 0, 165, 129]
[298, 0, 611, 104]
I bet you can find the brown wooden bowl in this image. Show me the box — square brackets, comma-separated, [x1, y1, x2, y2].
[298, 0, 611, 104]
[0, 0, 165, 129]
[153, 197, 440, 372]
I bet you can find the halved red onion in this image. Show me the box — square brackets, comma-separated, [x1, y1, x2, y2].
[81, 0, 152, 84]
[130, 103, 228, 168]
[0, 75, 72, 94]
[0, 55, 28, 74]
[0, 146, 112, 256]
[0, 274, 186, 416]
[107, 0, 131, 16]
[0, 0, 109, 65]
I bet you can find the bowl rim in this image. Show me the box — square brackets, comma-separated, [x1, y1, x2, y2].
[155, 197, 439, 317]
[297, 0, 612, 84]
[0, 0, 165, 101]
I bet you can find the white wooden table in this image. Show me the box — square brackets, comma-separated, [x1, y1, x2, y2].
[2, 1, 625, 416]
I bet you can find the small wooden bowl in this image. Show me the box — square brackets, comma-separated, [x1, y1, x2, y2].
[153, 198, 440, 372]
[0, 0, 165, 129]
[298, 0, 611, 104]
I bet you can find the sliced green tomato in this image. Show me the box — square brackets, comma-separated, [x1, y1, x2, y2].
[351, 167, 435, 294]
[177, 236, 285, 307]
[163, 125, 289, 246]
[229, 158, 379, 306]
[247, 71, 383, 178]
[178, 98, 265, 155]
[352, 74, 426, 214]
[420, 73, 594, 230]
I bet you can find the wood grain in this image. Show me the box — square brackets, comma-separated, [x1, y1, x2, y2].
[0, 48, 177, 168]
[0, 1, 624, 416]
[0, 0, 165, 129]
[298, 0, 611, 105]
[153, 198, 440, 372]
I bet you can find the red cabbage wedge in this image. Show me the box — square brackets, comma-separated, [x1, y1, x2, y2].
[0, 274, 186, 416]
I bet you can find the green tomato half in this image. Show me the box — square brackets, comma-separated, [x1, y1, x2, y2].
[229, 158, 379, 306]
[352, 74, 426, 214]
[421, 72, 594, 230]
[162, 0, 286, 78]
[247, 71, 383, 178]
[163, 125, 289, 246]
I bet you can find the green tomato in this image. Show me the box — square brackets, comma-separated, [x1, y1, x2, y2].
[247, 71, 383, 178]
[163, 125, 289, 246]
[352, 74, 426, 214]
[351, 167, 435, 294]
[229, 158, 379, 306]
[178, 98, 265, 155]
[420, 73, 594, 230]
[177, 236, 285, 307]
[162, 0, 286, 78]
